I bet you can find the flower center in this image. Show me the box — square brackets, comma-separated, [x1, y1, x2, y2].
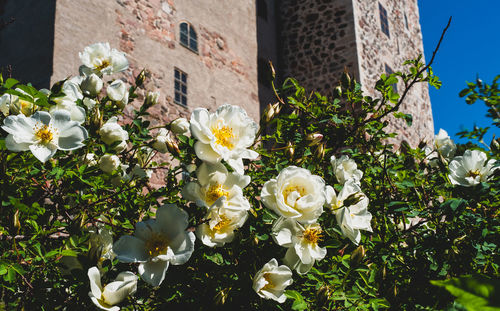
[205, 183, 229, 205]
[466, 169, 481, 179]
[95, 60, 111, 71]
[145, 233, 169, 258]
[212, 214, 231, 232]
[262, 273, 275, 290]
[303, 227, 323, 245]
[212, 122, 234, 149]
[282, 185, 306, 205]
[34, 124, 55, 144]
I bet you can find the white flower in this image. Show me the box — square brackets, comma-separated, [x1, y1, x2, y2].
[100, 117, 129, 152]
[434, 129, 456, 160]
[1, 110, 88, 163]
[182, 162, 251, 211]
[0, 94, 12, 116]
[88, 267, 137, 311]
[190, 104, 259, 174]
[252, 258, 293, 303]
[330, 155, 363, 185]
[171, 117, 190, 135]
[196, 197, 248, 247]
[9, 89, 35, 116]
[261, 166, 326, 224]
[152, 128, 171, 154]
[448, 149, 498, 186]
[49, 77, 86, 124]
[83, 153, 98, 166]
[107, 80, 129, 108]
[113, 204, 195, 286]
[99, 154, 121, 173]
[272, 217, 327, 274]
[83, 98, 97, 110]
[79, 42, 129, 76]
[81, 73, 104, 96]
[89, 224, 115, 262]
[145, 91, 160, 106]
[325, 180, 372, 245]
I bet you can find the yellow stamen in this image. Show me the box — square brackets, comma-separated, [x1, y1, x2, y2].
[212, 121, 235, 149]
[144, 233, 169, 258]
[262, 273, 275, 290]
[303, 227, 323, 245]
[34, 125, 54, 144]
[205, 183, 229, 205]
[95, 60, 111, 71]
[466, 170, 481, 179]
[212, 214, 231, 232]
[282, 185, 306, 201]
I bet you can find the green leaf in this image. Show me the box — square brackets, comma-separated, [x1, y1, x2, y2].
[3, 78, 19, 89]
[285, 290, 308, 311]
[431, 275, 500, 310]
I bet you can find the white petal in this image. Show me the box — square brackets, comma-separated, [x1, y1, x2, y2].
[113, 235, 149, 262]
[138, 261, 169, 286]
[89, 293, 120, 311]
[194, 141, 221, 163]
[29, 144, 57, 163]
[190, 108, 212, 144]
[5, 134, 30, 151]
[57, 125, 88, 150]
[87, 267, 103, 299]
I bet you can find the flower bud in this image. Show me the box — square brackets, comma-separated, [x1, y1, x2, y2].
[285, 142, 294, 159]
[170, 117, 190, 135]
[314, 143, 325, 159]
[307, 132, 323, 146]
[262, 103, 274, 123]
[152, 128, 169, 153]
[81, 73, 103, 96]
[107, 80, 128, 107]
[144, 91, 160, 107]
[99, 154, 120, 173]
[186, 164, 197, 173]
[90, 107, 102, 129]
[83, 98, 97, 110]
[13, 209, 20, 231]
[135, 69, 147, 87]
[272, 102, 281, 115]
[167, 139, 181, 157]
[83, 153, 98, 166]
[350, 245, 365, 265]
[491, 137, 500, 154]
[100, 117, 129, 152]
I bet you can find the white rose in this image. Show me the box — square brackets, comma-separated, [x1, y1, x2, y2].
[88, 267, 137, 310]
[182, 162, 251, 210]
[252, 258, 293, 303]
[107, 80, 129, 108]
[434, 129, 456, 160]
[79, 42, 129, 76]
[81, 73, 103, 96]
[190, 104, 259, 174]
[171, 117, 190, 135]
[448, 149, 498, 186]
[272, 217, 327, 274]
[330, 155, 363, 185]
[326, 180, 372, 245]
[99, 154, 120, 173]
[0, 94, 12, 116]
[261, 166, 326, 224]
[100, 117, 129, 152]
[145, 91, 160, 106]
[152, 128, 170, 153]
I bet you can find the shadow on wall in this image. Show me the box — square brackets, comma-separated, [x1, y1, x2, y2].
[0, 0, 56, 88]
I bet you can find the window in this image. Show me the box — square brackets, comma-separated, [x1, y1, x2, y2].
[385, 63, 397, 93]
[179, 22, 198, 52]
[174, 68, 187, 106]
[379, 3, 390, 38]
[404, 13, 409, 30]
[257, 0, 268, 21]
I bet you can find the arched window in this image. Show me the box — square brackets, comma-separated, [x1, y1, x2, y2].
[180, 22, 198, 53]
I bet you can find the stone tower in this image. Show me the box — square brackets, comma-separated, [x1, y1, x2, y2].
[0, 0, 433, 145]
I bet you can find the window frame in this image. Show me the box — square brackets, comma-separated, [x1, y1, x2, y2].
[379, 2, 390, 38]
[179, 22, 198, 53]
[174, 68, 188, 107]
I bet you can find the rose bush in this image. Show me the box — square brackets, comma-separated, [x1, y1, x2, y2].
[0, 42, 498, 311]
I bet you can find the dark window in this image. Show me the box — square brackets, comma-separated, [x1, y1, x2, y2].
[174, 68, 187, 106]
[179, 22, 198, 52]
[404, 13, 409, 30]
[379, 3, 390, 38]
[385, 63, 397, 93]
[257, 0, 268, 21]
[258, 58, 272, 87]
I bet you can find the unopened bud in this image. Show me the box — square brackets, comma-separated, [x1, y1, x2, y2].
[350, 245, 365, 265]
[13, 209, 20, 231]
[214, 287, 231, 306]
[491, 137, 500, 153]
[314, 143, 325, 159]
[145, 91, 160, 107]
[90, 108, 102, 129]
[262, 103, 275, 123]
[269, 61, 276, 80]
[167, 139, 181, 157]
[81, 73, 103, 96]
[170, 117, 190, 135]
[334, 86, 342, 98]
[307, 133, 323, 146]
[285, 142, 294, 159]
[272, 102, 281, 115]
[316, 285, 332, 306]
[135, 69, 147, 87]
[340, 71, 351, 89]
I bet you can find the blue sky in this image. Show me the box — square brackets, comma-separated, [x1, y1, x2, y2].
[418, 0, 499, 145]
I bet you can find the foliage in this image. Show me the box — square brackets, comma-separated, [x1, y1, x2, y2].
[0, 43, 498, 311]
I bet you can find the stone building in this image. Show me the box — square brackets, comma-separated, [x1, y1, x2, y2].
[0, 0, 433, 145]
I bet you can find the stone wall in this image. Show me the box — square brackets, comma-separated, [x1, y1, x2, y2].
[353, 0, 434, 146]
[51, 0, 259, 123]
[277, 0, 359, 95]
